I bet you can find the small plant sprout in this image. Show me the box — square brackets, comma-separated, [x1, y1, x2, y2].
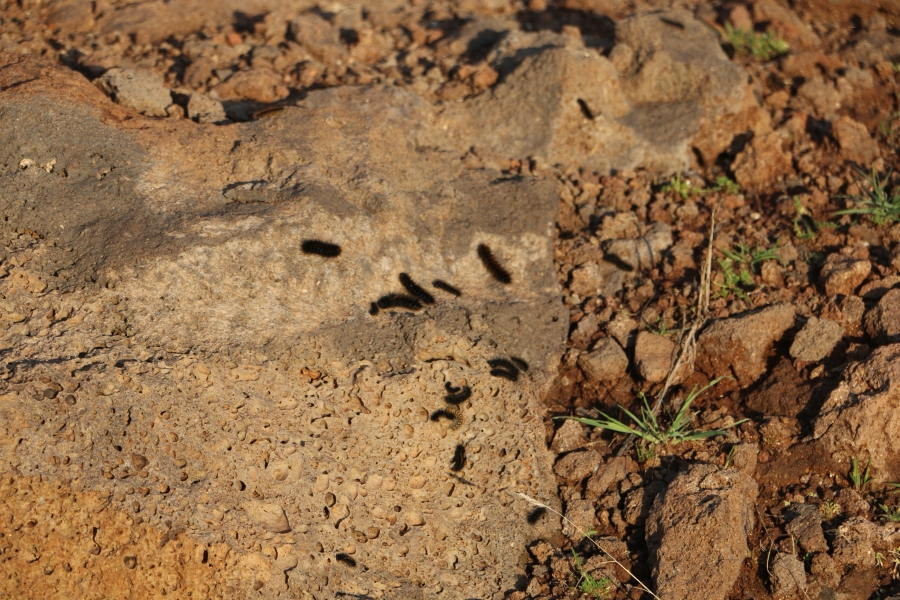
[705, 175, 741, 195]
[714, 240, 785, 301]
[572, 550, 614, 599]
[891, 547, 900, 579]
[820, 501, 841, 519]
[834, 165, 900, 226]
[850, 457, 873, 491]
[879, 504, 900, 523]
[556, 377, 745, 448]
[888, 482, 900, 494]
[723, 445, 738, 469]
[661, 172, 701, 199]
[724, 23, 789, 61]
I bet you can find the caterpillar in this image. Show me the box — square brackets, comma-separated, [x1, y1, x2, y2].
[376, 293, 422, 311]
[490, 368, 518, 382]
[526, 507, 546, 524]
[451, 444, 465, 472]
[399, 273, 435, 305]
[488, 358, 520, 374]
[301, 240, 342, 257]
[368, 302, 380, 316]
[477, 243, 511, 284]
[444, 385, 471, 405]
[430, 406, 461, 428]
[335, 553, 357, 567]
[432, 279, 462, 297]
[510, 357, 529, 372]
[444, 382, 461, 394]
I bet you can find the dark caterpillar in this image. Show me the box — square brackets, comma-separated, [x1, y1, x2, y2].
[376, 293, 422, 311]
[451, 444, 465, 472]
[488, 358, 520, 374]
[510, 357, 529, 372]
[444, 382, 461, 394]
[432, 279, 462, 297]
[526, 507, 546, 524]
[399, 273, 435, 305]
[490, 368, 518, 381]
[444, 385, 471, 405]
[368, 302, 379, 316]
[477, 243, 511, 284]
[430, 406, 461, 428]
[335, 553, 357, 567]
[301, 240, 342, 257]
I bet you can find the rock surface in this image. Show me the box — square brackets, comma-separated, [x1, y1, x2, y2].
[820, 255, 872, 297]
[696, 304, 796, 390]
[645, 464, 758, 600]
[790, 316, 844, 362]
[864, 288, 900, 344]
[812, 344, 900, 480]
[0, 52, 568, 599]
[577, 338, 629, 383]
[633, 331, 677, 383]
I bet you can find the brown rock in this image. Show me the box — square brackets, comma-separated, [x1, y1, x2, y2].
[562, 498, 597, 539]
[864, 288, 900, 343]
[789, 317, 844, 362]
[785, 503, 829, 553]
[732, 131, 793, 192]
[770, 553, 807, 597]
[833, 116, 878, 164]
[289, 13, 348, 65]
[633, 331, 677, 383]
[551, 419, 588, 454]
[646, 465, 758, 600]
[553, 449, 601, 482]
[585, 456, 632, 499]
[245, 501, 290, 533]
[696, 304, 796, 389]
[603, 222, 673, 271]
[792, 0, 900, 28]
[569, 261, 626, 298]
[577, 338, 629, 383]
[820, 254, 871, 297]
[812, 344, 900, 480]
[753, 0, 821, 49]
[211, 68, 289, 103]
[94, 68, 172, 117]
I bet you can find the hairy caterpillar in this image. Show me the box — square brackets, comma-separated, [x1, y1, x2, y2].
[369, 302, 380, 316]
[335, 553, 357, 567]
[376, 293, 422, 311]
[451, 444, 465, 472]
[444, 382, 461, 394]
[432, 279, 462, 297]
[301, 240, 342, 257]
[510, 357, 529, 372]
[399, 273, 435, 305]
[444, 385, 471, 405]
[490, 368, 518, 381]
[430, 406, 461, 429]
[526, 507, 546, 524]
[477, 243, 511, 284]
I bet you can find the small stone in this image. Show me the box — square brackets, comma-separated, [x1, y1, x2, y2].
[833, 116, 878, 165]
[603, 222, 673, 271]
[405, 511, 425, 526]
[820, 255, 871, 297]
[577, 338, 629, 384]
[789, 317, 843, 362]
[785, 504, 828, 553]
[42, 388, 58, 399]
[186, 92, 227, 124]
[550, 419, 588, 454]
[552, 449, 601, 482]
[315, 474, 329, 492]
[864, 288, 900, 343]
[95, 68, 173, 117]
[633, 331, 677, 383]
[211, 68, 289, 104]
[409, 476, 426, 489]
[770, 553, 806, 596]
[246, 501, 291, 533]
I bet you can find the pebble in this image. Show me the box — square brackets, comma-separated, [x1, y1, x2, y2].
[246, 501, 291, 533]
[405, 511, 425, 526]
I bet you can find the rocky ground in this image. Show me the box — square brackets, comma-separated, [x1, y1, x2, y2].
[1, 0, 900, 598]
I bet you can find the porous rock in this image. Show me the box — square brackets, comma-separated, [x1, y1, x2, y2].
[812, 344, 900, 481]
[0, 52, 568, 599]
[603, 222, 673, 271]
[577, 338, 629, 383]
[245, 501, 291, 533]
[784, 503, 829, 553]
[210, 68, 289, 103]
[696, 304, 796, 390]
[864, 288, 900, 343]
[95, 67, 173, 117]
[645, 464, 757, 600]
[551, 418, 588, 454]
[569, 260, 627, 299]
[732, 130, 793, 191]
[553, 449, 601, 482]
[633, 331, 677, 383]
[790, 316, 843, 362]
[770, 553, 807, 597]
[820, 254, 871, 297]
[833, 116, 879, 164]
[187, 92, 227, 124]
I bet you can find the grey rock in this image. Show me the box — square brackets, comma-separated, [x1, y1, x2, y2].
[770, 553, 807, 597]
[577, 338, 629, 383]
[785, 503, 828, 553]
[696, 304, 796, 390]
[790, 317, 843, 362]
[186, 92, 227, 124]
[812, 344, 900, 481]
[864, 288, 900, 343]
[820, 255, 871, 297]
[95, 67, 173, 117]
[646, 464, 757, 600]
[603, 222, 673, 271]
[0, 54, 568, 599]
[569, 260, 627, 299]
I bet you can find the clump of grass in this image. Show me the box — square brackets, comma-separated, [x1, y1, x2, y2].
[572, 550, 614, 599]
[849, 456, 873, 491]
[819, 500, 841, 519]
[725, 23, 789, 61]
[707, 175, 740, 195]
[879, 504, 900, 523]
[713, 240, 785, 300]
[661, 172, 700, 199]
[834, 165, 900, 226]
[556, 377, 745, 448]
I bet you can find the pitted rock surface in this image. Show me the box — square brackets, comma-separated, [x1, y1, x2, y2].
[0, 53, 568, 598]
